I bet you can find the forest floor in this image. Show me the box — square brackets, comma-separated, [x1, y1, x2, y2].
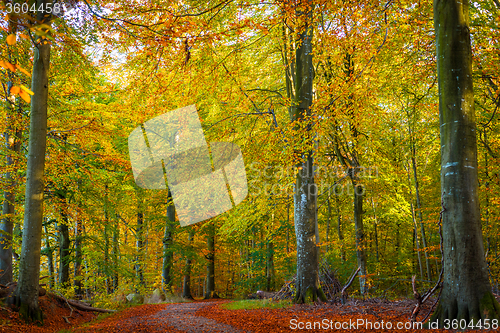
[0, 296, 490, 332]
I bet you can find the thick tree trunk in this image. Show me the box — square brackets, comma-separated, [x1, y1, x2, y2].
[291, 0, 325, 304]
[162, 189, 175, 292]
[429, 0, 500, 326]
[14, 4, 51, 321]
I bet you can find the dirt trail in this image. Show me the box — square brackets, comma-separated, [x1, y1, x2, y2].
[151, 302, 248, 332]
[75, 301, 248, 333]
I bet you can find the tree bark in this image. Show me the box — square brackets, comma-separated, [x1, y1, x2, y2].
[14, 2, 51, 321]
[429, 0, 500, 326]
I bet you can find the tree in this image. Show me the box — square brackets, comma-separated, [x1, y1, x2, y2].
[14, 0, 51, 322]
[289, 0, 326, 303]
[429, 0, 500, 325]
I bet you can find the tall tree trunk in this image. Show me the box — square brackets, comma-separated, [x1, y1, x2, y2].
[182, 230, 194, 299]
[14, 3, 51, 321]
[204, 222, 216, 299]
[112, 215, 119, 291]
[162, 188, 175, 292]
[57, 191, 70, 287]
[43, 224, 54, 288]
[135, 210, 145, 287]
[429, 0, 500, 325]
[291, 0, 325, 304]
[266, 238, 275, 291]
[74, 217, 82, 295]
[370, 198, 379, 263]
[336, 196, 345, 263]
[58, 213, 70, 286]
[352, 176, 367, 294]
[410, 140, 432, 280]
[103, 185, 111, 293]
[0, 106, 22, 285]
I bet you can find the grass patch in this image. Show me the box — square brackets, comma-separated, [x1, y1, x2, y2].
[221, 299, 292, 310]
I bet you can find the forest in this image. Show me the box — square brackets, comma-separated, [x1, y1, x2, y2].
[0, 0, 499, 331]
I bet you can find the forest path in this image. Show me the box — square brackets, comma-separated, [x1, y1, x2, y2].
[75, 300, 248, 333]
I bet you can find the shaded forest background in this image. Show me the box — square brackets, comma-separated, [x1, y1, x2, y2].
[0, 0, 499, 309]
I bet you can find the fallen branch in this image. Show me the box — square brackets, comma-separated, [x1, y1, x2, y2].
[341, 266, 361, 304]
[48, 292, 116, 313]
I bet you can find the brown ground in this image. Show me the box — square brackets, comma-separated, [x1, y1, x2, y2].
[0, 296, 495, 332]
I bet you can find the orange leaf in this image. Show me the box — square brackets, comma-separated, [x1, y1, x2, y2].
[19, 90, 30, 103]
[15, 64, 31, 77]
[5, 62, 16, 72]
[6, 34, 16, 46]
[10, 86, 20, 94]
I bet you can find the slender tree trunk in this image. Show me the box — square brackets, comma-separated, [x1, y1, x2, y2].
[429, 0, 500, 325]
[266, 239, 275, 291]
[204, 222, 216, 299]
[112, 215, 119, 291]
[162, 188, 175, 292]
[326, 197, 331, 253]
[58, 217, 70, 286]
[370, 198, 379, 262]
[74, 217, 82, 295]
[0, 17, 23, 286]
[14, 3, 51, 321]
[411, 144, 432, 281]
[43, 224, 54, 288]
[182, 230, 194, 299]
[336, 196, 345, 263]
[352, 176, 367, 295]
[135, 210, 144, 287]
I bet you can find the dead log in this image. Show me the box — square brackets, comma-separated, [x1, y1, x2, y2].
[48, 292, 116, 313]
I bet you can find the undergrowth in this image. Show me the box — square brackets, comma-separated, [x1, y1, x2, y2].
[222, 299, 292, 310]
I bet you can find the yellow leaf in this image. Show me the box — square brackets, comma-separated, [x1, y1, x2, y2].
[20, 85, 34, 95]
[10, 86, 21, 95]
[6, 34, 16, 46]
[0, 60, 7, 69]
[16, 65, 31, 77]
[19, 90, 30, 103]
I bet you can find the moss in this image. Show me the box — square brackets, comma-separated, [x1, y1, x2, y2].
[293, 286, 327, 304]
[19, 302, 43, 325]
[479, 292, 500, 320]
